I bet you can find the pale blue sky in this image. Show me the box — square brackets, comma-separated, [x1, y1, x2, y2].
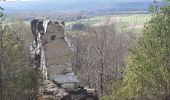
[4, 0, 162, 2]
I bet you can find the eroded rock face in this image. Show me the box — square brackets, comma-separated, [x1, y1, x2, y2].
[61, 87, 98, 100]
[31, 19, 78, 89]
[30, 19, 98, 100]
[39, 80, 98, 100]
[38, 80, 67, 100]
[31, 19, 48, 79]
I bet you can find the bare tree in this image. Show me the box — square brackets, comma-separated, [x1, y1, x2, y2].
[73, 23, 135, 97]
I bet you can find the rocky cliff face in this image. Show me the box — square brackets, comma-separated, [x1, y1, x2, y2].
[31, 19, 78, 89]
[30, 19, 98, 100]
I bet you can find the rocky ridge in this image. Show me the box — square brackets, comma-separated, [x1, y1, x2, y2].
[30, 19, 98, 100]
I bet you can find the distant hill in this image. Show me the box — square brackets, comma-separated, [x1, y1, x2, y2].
[1, 0, 163, 22]
[1, 1, 163, 14]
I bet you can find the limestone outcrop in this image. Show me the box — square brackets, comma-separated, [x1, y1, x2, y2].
[30, 19, 98, 100]
[30, 19, 78, 89]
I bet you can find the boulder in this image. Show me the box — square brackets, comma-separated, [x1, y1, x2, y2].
[38, 80, 67, 100]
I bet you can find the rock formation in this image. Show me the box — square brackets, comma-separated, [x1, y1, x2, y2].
[38, 80, 68, 100]
[30, 19, 98, 100]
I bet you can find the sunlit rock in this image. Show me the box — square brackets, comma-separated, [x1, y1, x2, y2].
[30, 19, 78, 89]
[31, 19, 98, 100]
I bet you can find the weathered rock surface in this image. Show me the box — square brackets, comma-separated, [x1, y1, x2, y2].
[31, 19, 98, 100]
[31, 19, 78, 90]
[38, 80, 67, 100]
[39, 80, 98, 100]
[61, 87, 98, 100]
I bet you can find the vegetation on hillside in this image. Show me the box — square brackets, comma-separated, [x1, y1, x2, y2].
[102, 0, 170, 100]
[0, 7, 41, 100]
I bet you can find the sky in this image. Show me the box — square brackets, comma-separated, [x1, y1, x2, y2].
[2, 0, 162, 2]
